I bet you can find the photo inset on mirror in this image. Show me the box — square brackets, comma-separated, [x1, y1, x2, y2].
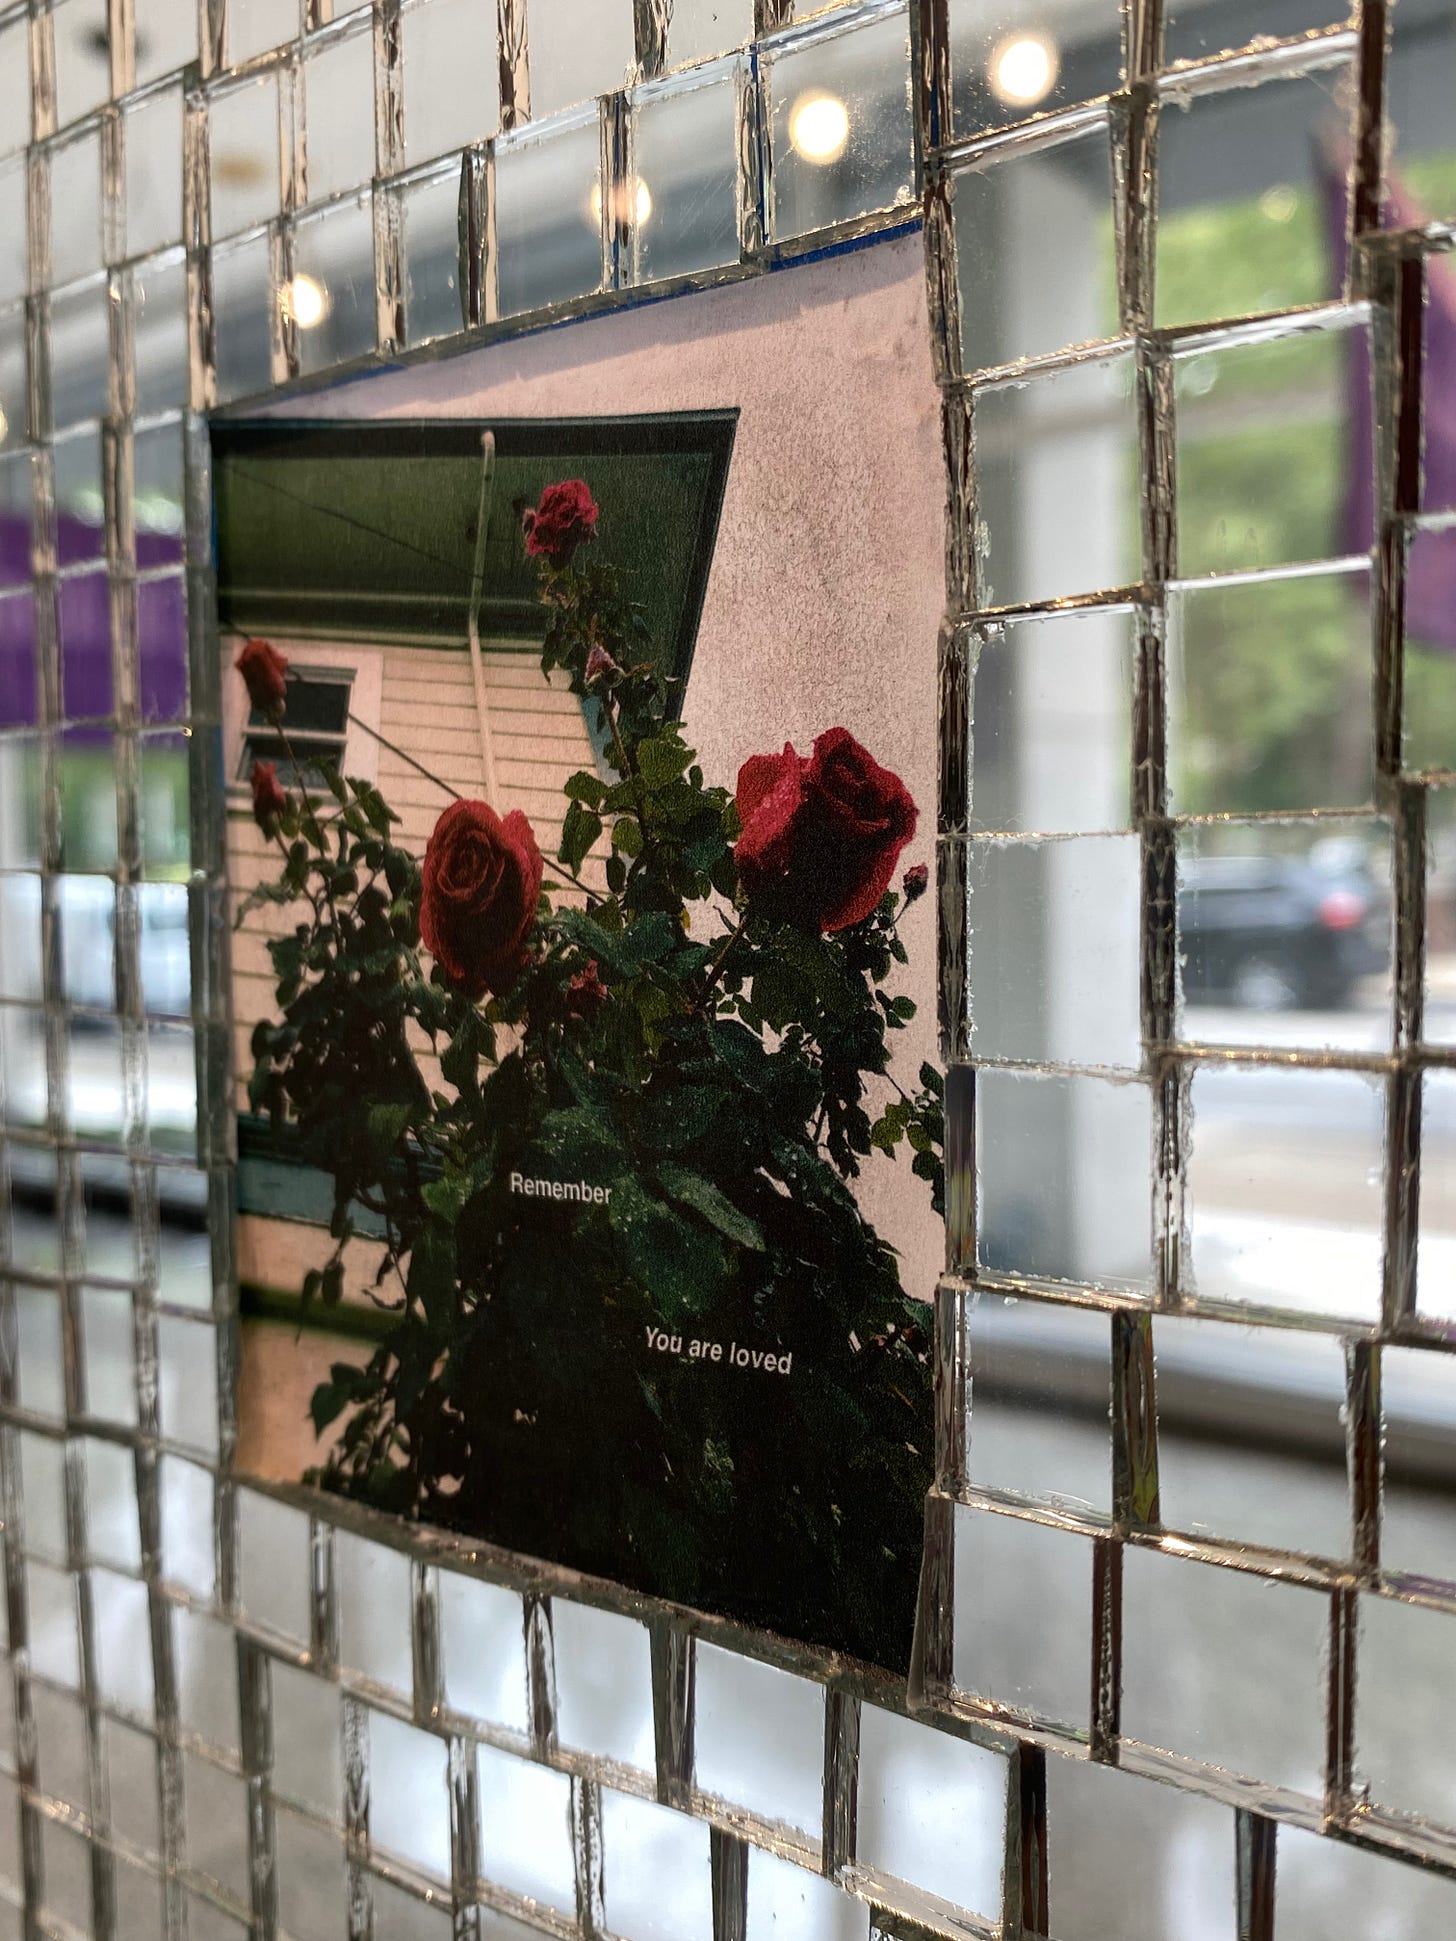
[216, 235, 944, 1672]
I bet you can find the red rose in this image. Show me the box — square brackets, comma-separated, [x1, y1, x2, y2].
[250, 758, 288, 831]
[584, 643, 618, 685]
[902, 863, 929, 903]
[236, 637, 289, 715]
[420, 800, 543, 999]
[566, 959, 608, 1020]
[735, 728, 917, 934]
[522, 480, 599, 566]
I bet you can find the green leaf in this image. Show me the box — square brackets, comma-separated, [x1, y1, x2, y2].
[636, 732, 693, 789]
[564, 770, 606, 809]
[367, 1101, 413, 1151]
[555, 907, 675, 976]
[529, 1105, 619, 1176]
[560, 799, 604, 874]
[612, 816, 643, 858]
[656, 1164, 764, 1252]
[608, 1175, 726, 1322]
[407, 1222, 457, 1343]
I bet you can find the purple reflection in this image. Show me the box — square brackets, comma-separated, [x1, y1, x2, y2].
[0, 496, 31, 591]
[0, 513, 186, 731]
[0, 588, 37, 729]
[139, 574, 187, 724]
[60, 569, 113, 723]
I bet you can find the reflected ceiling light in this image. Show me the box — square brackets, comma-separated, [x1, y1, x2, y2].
[0, 405, 7, 443]
[788, 91, 850, 165]
[988, 31, 1059, 107]
[281, 274, 328, 330]
[588, 176, 653, 228]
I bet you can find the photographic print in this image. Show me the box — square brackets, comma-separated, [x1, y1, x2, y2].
[219, 233, 944, 1673]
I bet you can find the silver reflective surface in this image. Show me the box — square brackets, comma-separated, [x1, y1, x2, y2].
[1, 1, 1455, 1937]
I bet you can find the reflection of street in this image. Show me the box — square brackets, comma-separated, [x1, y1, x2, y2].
[1185, 983, 1456, 1321]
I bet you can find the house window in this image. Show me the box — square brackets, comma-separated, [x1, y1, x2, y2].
[239, 664, 355, 790]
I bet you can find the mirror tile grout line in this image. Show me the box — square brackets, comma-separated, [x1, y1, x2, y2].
[3, 0, 1456, 1936]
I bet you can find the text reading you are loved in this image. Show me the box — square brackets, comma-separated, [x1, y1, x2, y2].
[645, 1329, 793, 1375]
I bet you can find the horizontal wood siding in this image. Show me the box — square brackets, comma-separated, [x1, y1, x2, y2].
[230, 643, 608, 1119]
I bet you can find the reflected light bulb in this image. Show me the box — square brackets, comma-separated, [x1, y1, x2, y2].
[788, 91, 850, 165]
[282, 273, 328, 330]
[989, 32, 1059, 107]
[588, 177, 653, 228]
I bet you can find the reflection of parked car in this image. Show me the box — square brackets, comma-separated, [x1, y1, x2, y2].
[1179, 852, 1390, 1010]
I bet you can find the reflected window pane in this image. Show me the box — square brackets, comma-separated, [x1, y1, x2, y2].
[967, 833, 1142, 1069]
[954, 1506, 1093, 1728]
[967, 1289, 1113, 1513]
[1154, 1311, 1351, 1558]
[1386, 1, 1456, 227]
[402, 168, 464, 346]
[1169, 564, 1372, 814]
[669, 0, 754, 69]
[529, 0, 636, 119]
[292, 193, 375, 377]
[1047, 1756, 1235, 1941]
[955, 118, 1119, 371]
[123, 84, 185, 263]
[303, 24, 377, 205]
[977, 1066, 1153, 1290]
[768, 7, 915, 241]
[1173, 315, 1372, 581]
[1419, 1068, 1456, 1321]
[401, 0, 500, 168]
[950, 0, 1122, 141]
[1177, 816, 1393, 1046]
[1186, 1060, 1385, 1322]
[49, 131, 103, 288]
[970, 606, 1135, 836]
[208, 76, 280, 243]
[1156, 62, 1351, 330]
[1381, 1343, 1456, 1583]
[1122, 1545, 1327, 1791]
[631, 64, 741, 286]
[974, 350, 1140, 608]
[494, 112, 603, 318]
[212, 232, 275, 407]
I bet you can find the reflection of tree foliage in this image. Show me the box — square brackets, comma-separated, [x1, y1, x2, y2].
[1156, 168, 1456, 816]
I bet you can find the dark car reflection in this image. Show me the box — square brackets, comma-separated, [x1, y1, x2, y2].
[1179, 843, 1390, 1011]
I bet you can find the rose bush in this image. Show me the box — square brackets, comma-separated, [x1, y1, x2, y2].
[521, 478, 599, 565]
[735, 726, 918, 932]
[236, 637, 290, 714]
[239, 479, 943, 1671]
[419, 799, 543, 999]
[250, 758, 288, 831]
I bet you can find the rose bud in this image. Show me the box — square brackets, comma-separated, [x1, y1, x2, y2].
[250, 758, 288, 832]
[735, 727, 917, 934]
[420, 798, 544, 1000]
[236, 637, 289, 716]
[901, 863, 929, 903]
[565, 959, 608, 1020]
[522, 480, 599, 566]
[583, 643, 619, 685]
